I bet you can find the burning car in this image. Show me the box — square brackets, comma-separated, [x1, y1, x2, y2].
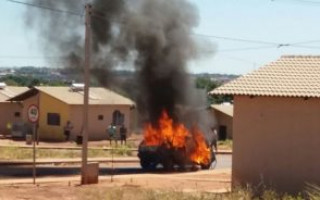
[138, 110, 216, 170]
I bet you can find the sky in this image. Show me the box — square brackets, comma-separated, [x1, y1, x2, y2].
[1, 0, 320, 74]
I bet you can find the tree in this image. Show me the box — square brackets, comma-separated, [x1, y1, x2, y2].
[195, 77, 232, 105]
[0, 75, 68, 87]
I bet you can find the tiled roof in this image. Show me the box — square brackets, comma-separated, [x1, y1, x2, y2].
[8, 86, 134, 106]
[0, 86, 29, 102]
[210, 55, 320, 98]
[211, 104, 233, 117]
[36, 87, 135, 105]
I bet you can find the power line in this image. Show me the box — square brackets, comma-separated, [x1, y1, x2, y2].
[195, 33, 320, 50]
[82, 4, 302, 47]
[219, 45, 278, 52]
[272, 0, 320, 5]
[0, 55, 66, 59]
[193, 33, 279, 45]
[7, 0, 83, 16]
[290, 45, 320, 49]
[193, 33, 320, 47]
[92, 13, 307, 48]
[7, 0, 320, 53]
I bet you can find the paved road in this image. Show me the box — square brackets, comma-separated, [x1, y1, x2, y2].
[0, 155, 231, 180]
[215, 154, 232, 169]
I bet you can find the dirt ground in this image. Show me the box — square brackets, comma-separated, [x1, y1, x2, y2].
[0, 135, 232, 199]
[0, 169, 231, 200]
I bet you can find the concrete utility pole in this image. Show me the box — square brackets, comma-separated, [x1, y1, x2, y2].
[81, 3, 92, 185]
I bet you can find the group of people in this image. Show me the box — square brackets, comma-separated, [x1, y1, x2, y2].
[63, 121, 128, 146]
[64, 121, 215, 149]
[107, 124, 127, 145]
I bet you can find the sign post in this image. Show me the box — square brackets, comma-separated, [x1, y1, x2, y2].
[27, 104, 39, 185]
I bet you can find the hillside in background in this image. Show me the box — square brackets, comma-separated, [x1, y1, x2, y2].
[0, 67, 237, 104]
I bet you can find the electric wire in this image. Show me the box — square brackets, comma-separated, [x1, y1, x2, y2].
[0, 56, 67, 59]
[6, 0, 320, 53]
[272, 0, 320, 5]
[193, 33, 279, 45]
[7, 0, 83, 16]
[289, 45, 320, 49]
[219, 45, 278, 52]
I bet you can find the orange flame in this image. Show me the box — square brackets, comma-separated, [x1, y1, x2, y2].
[189, 128, 211, 165]
[144, 110, 189, 148]
[143, 110, 211, 165]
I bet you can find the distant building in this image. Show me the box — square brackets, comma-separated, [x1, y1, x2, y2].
[9, 85, 135, 141]
[0, 83, 28, 136]
[210, 55, 320, 193]
[210, 104, 233, 140]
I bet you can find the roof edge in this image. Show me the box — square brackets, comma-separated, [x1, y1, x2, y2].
[7, 87, 37, 102]
[210, 90, 320, 98]
[281, 55, 320, 59]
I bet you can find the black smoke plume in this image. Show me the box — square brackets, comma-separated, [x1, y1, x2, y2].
[25, 0, 214, 129]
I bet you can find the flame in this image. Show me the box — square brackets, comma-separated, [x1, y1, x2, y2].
[144, 110, 189, 148]
[189, 128, 211, 165]
[143, 110, 211, 166]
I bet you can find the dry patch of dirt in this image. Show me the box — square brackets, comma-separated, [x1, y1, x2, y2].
[0, 169, 231, 200]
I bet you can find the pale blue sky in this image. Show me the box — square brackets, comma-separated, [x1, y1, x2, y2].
[1, 0, 320, 74]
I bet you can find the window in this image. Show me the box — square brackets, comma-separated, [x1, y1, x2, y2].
[112, 110, 124, 125]
[14, 112, 21, 117]
[98, 115, 104, 120]
[47, 113, 60, 126]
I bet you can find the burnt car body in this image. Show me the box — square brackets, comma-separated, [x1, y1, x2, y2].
[138, 140, 216, 170]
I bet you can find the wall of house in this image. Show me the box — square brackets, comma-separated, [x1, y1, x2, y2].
[0, 102, 24, 136]
[69, 105, 132, 140]
[38, 92, 70, 141]
[232, 95, 320, 193]
[19, 94, 39, 138]
[21, 94, 39, 123]
[212, 110, 233, 139]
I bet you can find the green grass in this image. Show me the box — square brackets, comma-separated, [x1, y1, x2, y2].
[0, 145, 134, 160]
[77, 186, 320, 200]
[217, 139, 233, 150]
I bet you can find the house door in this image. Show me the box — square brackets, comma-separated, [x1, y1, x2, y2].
[218, 125, 227, 141]
[112, 110, 125, 125]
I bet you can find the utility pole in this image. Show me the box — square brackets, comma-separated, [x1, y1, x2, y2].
[81, 3, 92, 185]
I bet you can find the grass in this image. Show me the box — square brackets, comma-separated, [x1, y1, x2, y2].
[217, 139, 233, 150]
[77, 186, 320, 200]
[0, 145, 134, 160]
[88, 141, 138, 149]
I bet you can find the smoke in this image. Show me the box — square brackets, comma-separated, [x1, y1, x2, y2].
[25, 0, 215, 130]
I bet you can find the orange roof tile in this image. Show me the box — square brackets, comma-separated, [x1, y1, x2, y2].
[210, 55, 320, 98]
[8, 86, 134, 106]
[36, 87, 135, 105]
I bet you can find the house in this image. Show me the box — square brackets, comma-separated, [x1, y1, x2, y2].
[210, 55, 320, 193]
[8, 85, 135, 141]
[0, 83, 28, 136]
[210, 104, 233, 140]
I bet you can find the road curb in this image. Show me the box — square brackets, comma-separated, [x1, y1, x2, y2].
[0, 157, 139, 166]
[216, 151, 232, 155]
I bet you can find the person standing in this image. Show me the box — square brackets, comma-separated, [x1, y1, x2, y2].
[64, 121, 73, 141]
[120, 124, 127, 145]
[113, 124, 118, 146]
[211, 127, 218, 151]
[107, 123, 114, 145]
